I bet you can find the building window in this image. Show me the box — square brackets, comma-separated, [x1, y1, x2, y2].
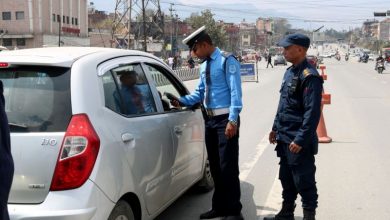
[16, 38, 26, 46]
[75, 18, 78, 26]
[57, 14, 60, 22]
[72, 17, 74, 25]
[52, 14, 56, 21]
[63, 15, 65, 23]
[2, 12, 11, 20]
[15, 11, 24, 20]
[66, 16, 69, 24]
[3, 38, 12, 46]
[244, 34, 249, 39]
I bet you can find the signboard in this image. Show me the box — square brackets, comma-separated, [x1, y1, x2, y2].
[240, 63, 258, 82]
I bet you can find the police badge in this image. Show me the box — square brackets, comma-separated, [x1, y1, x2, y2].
[228, 64, 237, 74]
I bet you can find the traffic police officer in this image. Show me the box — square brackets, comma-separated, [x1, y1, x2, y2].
[266, 33, 323, 220]
[168, 26, 243, 220]
[0, 80, 14, 220]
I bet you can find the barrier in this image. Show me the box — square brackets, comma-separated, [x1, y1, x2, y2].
[317, 65, 332, 143]
[173, 67, 200, 82]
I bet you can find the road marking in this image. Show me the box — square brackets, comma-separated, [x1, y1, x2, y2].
[240, 134, 269, 181]
[257, 173, 283, 219]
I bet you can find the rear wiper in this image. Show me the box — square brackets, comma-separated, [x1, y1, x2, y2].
[8, 122, 28, 129]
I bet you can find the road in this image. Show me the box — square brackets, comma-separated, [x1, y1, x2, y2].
[155, 57, 390, 220]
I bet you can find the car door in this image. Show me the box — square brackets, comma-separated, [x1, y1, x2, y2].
[98, 58, 174, 216]
[142, 62, 205, 199]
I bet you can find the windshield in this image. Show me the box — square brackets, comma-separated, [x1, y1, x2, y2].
[0, 66, 71, 132]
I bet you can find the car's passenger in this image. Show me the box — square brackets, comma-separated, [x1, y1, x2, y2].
[114, 70, 145, 115]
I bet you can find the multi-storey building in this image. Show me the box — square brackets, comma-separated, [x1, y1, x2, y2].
[0, 0, 89, 49]
[378, 18, 390, 41]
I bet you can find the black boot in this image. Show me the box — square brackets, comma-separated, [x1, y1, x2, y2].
[303, 209, 315, 220]
[263, 202, 296, 220]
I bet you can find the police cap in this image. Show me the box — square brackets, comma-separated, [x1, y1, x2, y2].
[182, 26, 207, 49]
[277, 33, 310, 49]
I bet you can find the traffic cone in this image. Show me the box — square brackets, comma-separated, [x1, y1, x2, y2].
[317, 105, 332, 143]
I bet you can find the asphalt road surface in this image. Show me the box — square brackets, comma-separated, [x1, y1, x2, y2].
[155, 57, 390, 220]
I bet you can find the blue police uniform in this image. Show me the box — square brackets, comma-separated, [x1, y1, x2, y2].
[0, 80, 14, 220]
[180, 47, 243, 216]
[272, 58, 323, 211]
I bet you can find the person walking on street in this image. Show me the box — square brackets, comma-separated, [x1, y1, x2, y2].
[267, 53, 273, 68]
[168, 26, 243, 220]
[265, 33, 323, 220]
[0, 80, 14, 220]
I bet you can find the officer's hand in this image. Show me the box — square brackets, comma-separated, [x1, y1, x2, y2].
[289, 142, 302, 154]
[170, 99, 181, 107]
[269, 131, 277, 144]
[225, 122, 237, 139]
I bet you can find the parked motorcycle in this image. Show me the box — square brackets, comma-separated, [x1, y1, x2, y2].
[377, 60, 385, 74]
[345, 55, 349, 61]
[335, 54, 341, 61]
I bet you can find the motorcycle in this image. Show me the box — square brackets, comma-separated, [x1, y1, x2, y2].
[335, 54, 341, 61]
[345, 55, 349, 61]
[361, 56, 368, 63]
[377, 60, 385, 74]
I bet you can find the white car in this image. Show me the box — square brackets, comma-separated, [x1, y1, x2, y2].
[1, 47, 212, 220]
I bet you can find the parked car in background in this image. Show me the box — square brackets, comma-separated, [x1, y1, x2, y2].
[307, 55, 319, 68]
[1, 47, 213, 220]
[274, 54, 287, 65]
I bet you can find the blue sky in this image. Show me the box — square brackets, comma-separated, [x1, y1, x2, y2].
[89, 0, 390, 31]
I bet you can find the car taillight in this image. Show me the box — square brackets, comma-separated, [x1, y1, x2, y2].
[0, 62, 9, 68]
[50, 114, 100, 191]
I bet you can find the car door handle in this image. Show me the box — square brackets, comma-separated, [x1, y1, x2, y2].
[121, 133, 135, 143]
[174, 126, 183, 135]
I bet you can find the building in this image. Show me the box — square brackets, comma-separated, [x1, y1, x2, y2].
[0, 0, 89, 49]
[239, 20, 257, 50]
[222, 22, 240, 54]
[256, 17, 273, 34]
[378, 18, 390, 41]
[362, 19, 379, 39]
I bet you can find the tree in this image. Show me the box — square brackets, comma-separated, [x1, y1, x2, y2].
[185, 10, 227, 49]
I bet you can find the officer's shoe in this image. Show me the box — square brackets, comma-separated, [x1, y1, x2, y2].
[302, 209, 315, 220]
[199, 209, 224, 219]
[263, 202, 296, 220]
[222, 213, 244, 220]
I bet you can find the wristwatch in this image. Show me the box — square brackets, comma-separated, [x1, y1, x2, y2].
[228, 120, 238, 126]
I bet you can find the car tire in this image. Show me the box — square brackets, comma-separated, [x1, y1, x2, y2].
[108, 200, 135, 220]
[196, 158, 214, 192]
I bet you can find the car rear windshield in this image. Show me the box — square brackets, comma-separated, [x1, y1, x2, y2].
[0, 66, 71, 132]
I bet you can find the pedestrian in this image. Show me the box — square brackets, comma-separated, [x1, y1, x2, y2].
[265, 33, 323, 220]
[0, 80, 14, 220]
[267, 53, 273, 68]
[167, 56, 174, 69]
[167, 26, 243, 220]
[187, 56, 195, 69]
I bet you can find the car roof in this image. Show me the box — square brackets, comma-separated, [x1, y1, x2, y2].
[0, 47, 155, 67]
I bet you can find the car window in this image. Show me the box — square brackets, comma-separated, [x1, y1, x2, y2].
[0, 66, 71, 132]
[102, 63, 157, 117]
[143, 63, 188, 112]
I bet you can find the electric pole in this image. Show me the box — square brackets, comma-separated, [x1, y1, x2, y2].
[127, 0, 132, 49]
[142, 0, 147, 51]
[169, 3, 175, 56]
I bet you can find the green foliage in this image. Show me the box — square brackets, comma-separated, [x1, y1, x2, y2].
[186, 10, 227, 49]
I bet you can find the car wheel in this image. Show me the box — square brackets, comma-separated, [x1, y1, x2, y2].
[108, 200, 135, 220]
[196, 158, 214, 192]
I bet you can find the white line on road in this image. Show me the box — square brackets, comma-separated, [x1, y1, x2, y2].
[239, 134, 269, 181]
[257, 173, 283, 219]
[238, 133, 283, 219]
